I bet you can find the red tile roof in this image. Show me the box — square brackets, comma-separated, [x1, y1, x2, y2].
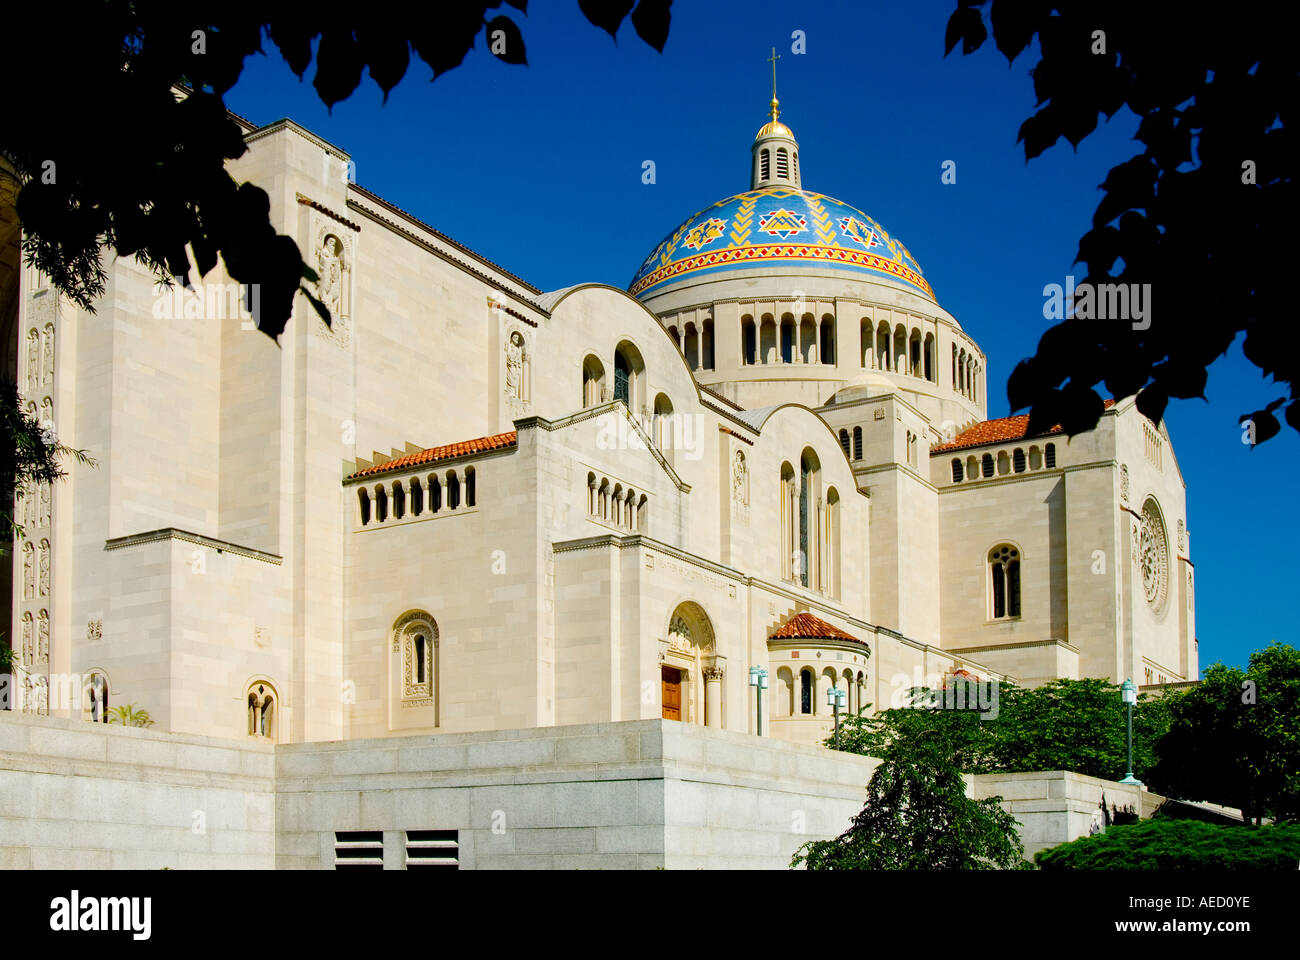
[930, 400, 1116, 454]
[348, 431, 517, 479]
[768, 612, 861, 642]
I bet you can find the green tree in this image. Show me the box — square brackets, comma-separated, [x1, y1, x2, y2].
[1147, 642, 1300, 824]
[944, 3, 1295, 443]
[830, 679, 1172, 783]
[0, 381, 94, 555]
[794, 728, 1027, 870]
[1035, 819, 1300, 870]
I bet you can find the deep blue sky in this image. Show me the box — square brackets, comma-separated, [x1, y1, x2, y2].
[225, 0, 1293, 671]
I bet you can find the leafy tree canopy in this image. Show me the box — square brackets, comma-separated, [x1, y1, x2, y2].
[945, 2, 1295, 443]
[830, 678, 1172, 783]
[1035, 818, 1300, 870]
[3, 0, 671, 340]
[794, 726, 1027, 869]
[1147, 642, 1300, 824]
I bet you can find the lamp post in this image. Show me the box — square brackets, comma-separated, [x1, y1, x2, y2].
[827, 685, 846, 738]
[749, 666, 768, 736]
[1119, 678, 1142, 785]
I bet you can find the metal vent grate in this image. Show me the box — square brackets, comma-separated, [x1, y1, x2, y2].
[334, 830, 384, 869]
[405, 830, 459, 870]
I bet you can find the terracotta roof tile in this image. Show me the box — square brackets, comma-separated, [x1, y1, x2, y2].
[930, 399, 1115, 454]
[348, 432, 517, 479]
[768, 612, 861, 642]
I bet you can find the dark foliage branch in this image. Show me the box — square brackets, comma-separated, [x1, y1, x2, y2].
[3, 0, 671, 340]
[946, 2, 1296, 443]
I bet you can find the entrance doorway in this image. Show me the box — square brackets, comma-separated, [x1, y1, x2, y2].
[661, 666, 682, 721]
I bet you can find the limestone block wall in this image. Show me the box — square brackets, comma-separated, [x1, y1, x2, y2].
[0, 713, 275, 870]
[274, 719, 878, 870]
[971, 770, 1143, 861]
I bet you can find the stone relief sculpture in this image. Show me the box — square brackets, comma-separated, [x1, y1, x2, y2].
[733, 450, 749, 504]
[505, 331, 527, 401]
[22, 542, 34, 599]
[87, 618, 103, 642]
[37, 610, 49, 664]
[1139, 500, 1168, 607]
[25, 328, 39, 394]
[43, 322, 55, 386]
[318, 234, 343, 316]
[21, 612, 33, 665]
[39, 482, 51, 528]
[1177, 519, 1185, 552]
[39, 538, 50, 597]
[1119, 464, 1129, 502]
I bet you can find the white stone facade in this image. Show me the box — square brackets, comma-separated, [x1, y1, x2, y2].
[2, 106, 1196, 756]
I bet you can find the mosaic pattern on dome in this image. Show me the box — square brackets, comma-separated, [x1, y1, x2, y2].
[629, 188, 933, 301]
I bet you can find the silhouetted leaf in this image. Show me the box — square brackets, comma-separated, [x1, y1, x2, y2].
[485, 15, 527, 64]
[630, 0, 671, 52]
[579, 0, 635, 39]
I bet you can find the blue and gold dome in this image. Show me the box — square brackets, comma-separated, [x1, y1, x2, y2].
[629, 188, 933, 303]
[629, 99, 934, 303]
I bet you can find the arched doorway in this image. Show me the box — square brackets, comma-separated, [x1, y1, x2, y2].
[660, 602, 722, 727]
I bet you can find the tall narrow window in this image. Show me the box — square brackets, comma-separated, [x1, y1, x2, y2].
[760, 149, 770, 180]
[446, 472, 460, 509]
[465, 467, 476, 507]
[358, 488, 371, 525]
[951, 458, 963, 483]
[1013, 449, 1026, 473]
[981, 454, 994, 478]
[415, 634, 427, 684]
[247, 682, 277, 740]
[839, 430, 851, 457]
[800, 669, 813, 715]
[614, 351, 630, 405]
[853, 426, 863, 460]
[989, 545, 1021, 620]
[1045, 443, 1057, 468]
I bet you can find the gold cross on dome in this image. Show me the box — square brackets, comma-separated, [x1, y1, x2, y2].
[768, 47, 781, 118]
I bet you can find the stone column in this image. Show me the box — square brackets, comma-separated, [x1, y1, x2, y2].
[703, 666, 724, 728]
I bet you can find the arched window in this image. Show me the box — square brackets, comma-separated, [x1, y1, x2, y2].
[1045, 443, 1057, 468]
[820, 315, 835, 365]
[997, 451, 1010, 475]
[358, 487, 371, 525]
[654, 393, 675, 453]
[375, 485, 388, 522]
[614, 341, 645, 410]
[428, 474, 442, 513]
[780, 314, 795, 363]
[701, 317, 715, 370]
[582, 355, 605, 408]
[587, 472, 597, 514]
[966, 455, 978, 479]
[247, 681, 277, 740]
[799, 448, 821, 589]
[825, 487, 841, 598]
[393, 481, 406, 520]
[614, 351, 631, 404]
[410, 477, 424, 516]
[760, 314, 776, 364]
[951, 458, 963, 483]
[923, 332, 935, 381]
[852, 426, 863, 461]
[776, 666, 794, 717]
[800, 668, 814, 715]
[741, 315, 757, 365]
[780, 462, 796, 580]
[446, 472, 460, 510]
[760, 148, 771, 180]
[1013, 449, 1026, 473]
[981, 454, 994, 478]
[83, 671, 109, 723]
[1028, 446, 1042, 470]
[776, 148, 789, 179]
[393, 611, 439, 711]
[839, 430, 851, 457]
[465, 467, 476, 508]
[989, 545, 1021, 620]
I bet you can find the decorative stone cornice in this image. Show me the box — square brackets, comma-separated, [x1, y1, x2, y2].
[104, 528, 282, 566]
[516, 404, 689, 493]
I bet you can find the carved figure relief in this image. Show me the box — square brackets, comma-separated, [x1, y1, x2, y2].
[1119, 464, 1129, 503]
[22, 542, 34, 599]
[732, 450, 749, 505]
[21, 612, 33, 665]
[42, 322, 55, 386]
[25, 329, 38, 394]
[37, 609, 49, 664]
[505, 331, 528, 402]
[38, 538, 50, 597]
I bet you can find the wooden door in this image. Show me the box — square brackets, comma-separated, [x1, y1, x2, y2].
[661, 667, 682, 721]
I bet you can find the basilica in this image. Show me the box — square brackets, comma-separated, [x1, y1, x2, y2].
[2, 91, 1198, 754]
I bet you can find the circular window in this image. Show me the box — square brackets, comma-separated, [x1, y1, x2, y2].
[1139, 498, 1169, 610]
